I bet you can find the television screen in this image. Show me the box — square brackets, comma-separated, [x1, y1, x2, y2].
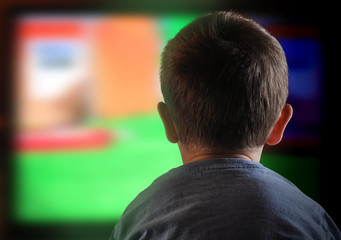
[10, 12, 323, 239]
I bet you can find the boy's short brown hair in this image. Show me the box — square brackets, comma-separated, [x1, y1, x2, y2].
[160, 11, 288, 150]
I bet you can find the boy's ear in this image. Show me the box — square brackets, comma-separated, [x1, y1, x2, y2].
[157, 102, 179, 143]
[266, 104, 293, 146]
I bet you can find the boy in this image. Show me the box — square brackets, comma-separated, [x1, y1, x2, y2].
[110, 11, 341, 239]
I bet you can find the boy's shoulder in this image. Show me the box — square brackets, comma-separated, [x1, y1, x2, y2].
[120, 158, 319, 221]
[111, 158, 341, 240]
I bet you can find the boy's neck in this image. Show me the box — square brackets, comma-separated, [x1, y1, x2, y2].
[178, 143, 263, 165]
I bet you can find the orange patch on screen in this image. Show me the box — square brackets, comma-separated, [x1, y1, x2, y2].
[93, 16, 161, 118]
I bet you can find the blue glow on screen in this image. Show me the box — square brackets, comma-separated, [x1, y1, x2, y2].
[279, 38, 324, 140]
[280, 39, 323, 100]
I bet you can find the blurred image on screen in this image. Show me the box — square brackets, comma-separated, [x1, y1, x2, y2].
[11, 12, 324, 239]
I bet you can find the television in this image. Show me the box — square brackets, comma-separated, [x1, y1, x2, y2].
[9, 11, 323, 239]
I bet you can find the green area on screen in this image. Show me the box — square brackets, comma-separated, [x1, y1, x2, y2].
[13, 112, 319, 223]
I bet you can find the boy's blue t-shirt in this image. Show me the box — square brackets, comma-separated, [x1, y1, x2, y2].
[110, 158, 341, 240]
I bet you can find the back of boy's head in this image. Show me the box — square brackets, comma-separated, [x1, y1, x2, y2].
[160, 11, 288, 150]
